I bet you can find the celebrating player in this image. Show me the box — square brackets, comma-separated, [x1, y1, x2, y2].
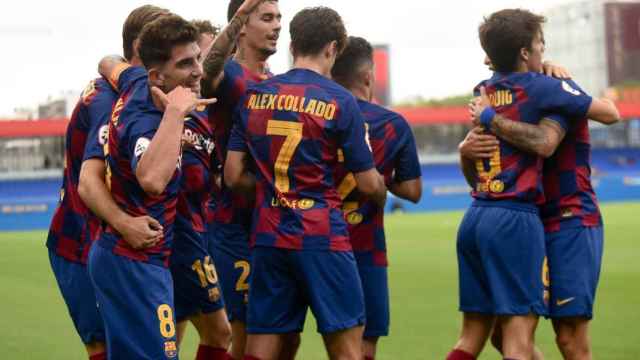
[224, 7, 387, 360]
[87, 14, 216, 359]
[447, 9, 620, 360]
[463, 36, 619, 360]
[48, 6, 168, 360]
[331, 36, 422, 360]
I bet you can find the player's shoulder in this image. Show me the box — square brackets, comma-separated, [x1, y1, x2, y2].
[80, 78, 117, 106]
[358, 99, 410, 131]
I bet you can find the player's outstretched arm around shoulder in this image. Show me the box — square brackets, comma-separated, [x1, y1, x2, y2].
[97, 55, 129, 91]
[470, 87, 565, 158]
[136, 86, 216, 195]
[79, 159, 162, 249]
[201, 0, 264, 96]
[586, 97, 620, 125]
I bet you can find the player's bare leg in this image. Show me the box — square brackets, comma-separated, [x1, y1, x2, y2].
[190, 309, 232, 349]
[85, 341, 106, 359]
[552, 317, 591, 360]
[278, 333, 301, 360]
[499, 314, 539, 360]
[322, 325, 364, 360]
[448, 313, 495, 358]
[362, 337, 379, 360]
[245, 334, 284, 360]
[491, 320, 545, 360]
[177, 320, 190, 347]
[228, 321, 248, 359]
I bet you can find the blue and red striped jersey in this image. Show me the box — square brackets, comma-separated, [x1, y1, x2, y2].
[99, 68, 182, 267]
[208, 59, 271, 232]
[228, 68, 375, 251]
[46, 78, 116, 264]
[539, 80, 602, 232]
[471, 72, 591, 205]
[335, 99, 421, 266]
[176, 108, 216, 237]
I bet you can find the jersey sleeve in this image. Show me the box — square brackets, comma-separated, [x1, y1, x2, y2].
[543, 113, 570, 132]
[533, 77, 592, 119]
[106, 64, 147, 94]
[227, 99, 249, 153]
[82, 82, 116, 161]
[338, 97, 375, 173]
[393, 116, 422, 182]
[123, 110, 162, 172]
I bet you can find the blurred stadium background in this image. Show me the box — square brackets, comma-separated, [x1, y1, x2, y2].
[1, 0, 640, 359]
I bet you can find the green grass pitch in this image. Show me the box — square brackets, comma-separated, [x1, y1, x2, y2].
[1, 202, 639, 359]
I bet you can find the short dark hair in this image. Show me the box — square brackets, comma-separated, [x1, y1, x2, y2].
[122, 5, 170, 61]
[190, 19, 220, 37]
[289, 7, 347, 58]
[479, 9, 546, 73]
[332, 36, 373, 89]
[138, 14, 199, 68]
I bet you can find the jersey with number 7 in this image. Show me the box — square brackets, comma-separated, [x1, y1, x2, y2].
[227, 68, 375, 251]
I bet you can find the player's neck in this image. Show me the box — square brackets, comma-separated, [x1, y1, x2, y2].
[234, 46, 269, 76]
[349, 84, 371, 102]
[292, 56, 331, 78]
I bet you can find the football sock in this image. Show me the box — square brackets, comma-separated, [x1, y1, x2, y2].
[446, 349, 476, 360]
[196, 345, 228, 360]
[89, 353, 106, 360]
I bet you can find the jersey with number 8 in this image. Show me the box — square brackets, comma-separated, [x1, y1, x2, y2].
[228, 68, 375, 251]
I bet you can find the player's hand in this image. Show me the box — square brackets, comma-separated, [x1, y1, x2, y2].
[458, 126, 499, 160]
[117, 215, 164, 250]
[542, 60, 571, 79]
[469, 86, 491, 126]
[236, 0, 264, 17]
[151, 86, 217, 115]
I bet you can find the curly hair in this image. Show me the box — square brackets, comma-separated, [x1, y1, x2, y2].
[138, 14, 199, 68]
[290, 7, 347, 58]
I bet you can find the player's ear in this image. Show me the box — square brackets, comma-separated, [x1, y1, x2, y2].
[325, 40, 338, 60]
[132, 38, 141, 61]
[148, 68, 165, 88]
[520, 47, 530, 63]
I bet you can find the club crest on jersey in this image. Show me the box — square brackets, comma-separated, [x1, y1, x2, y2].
[489, 179, 505, 193]
[346, 211, 363, 225]
[562, 81, 581, 96]
[208, 288, 221, 303]
[164, 341, 178, 358]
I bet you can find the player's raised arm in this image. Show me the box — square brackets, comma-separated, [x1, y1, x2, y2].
[98, 55, 129, 91]
[136, 86, 215, 195]
[201, 0, 263, 97]
[471, 86, 566, 158]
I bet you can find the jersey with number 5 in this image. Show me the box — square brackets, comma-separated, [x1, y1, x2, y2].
[471, 72, 590, 204]
[228, 68, 375, 251]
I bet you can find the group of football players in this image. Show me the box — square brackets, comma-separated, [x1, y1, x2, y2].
[45, 1, 622, 360]
[46, 1, 422, 359]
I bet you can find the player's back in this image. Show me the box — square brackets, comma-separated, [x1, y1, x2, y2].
[540, 80, 601, 232]
[336, 100, 421, 266]
[230, 68, 374, 251]
[472, 72, 568, 205]
[47, 78, 117, 264]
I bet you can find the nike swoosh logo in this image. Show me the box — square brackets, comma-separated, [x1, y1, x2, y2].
[556, 297, 575, 306]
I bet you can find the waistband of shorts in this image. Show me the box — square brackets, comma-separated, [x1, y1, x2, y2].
[471, 199, 539, 214]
